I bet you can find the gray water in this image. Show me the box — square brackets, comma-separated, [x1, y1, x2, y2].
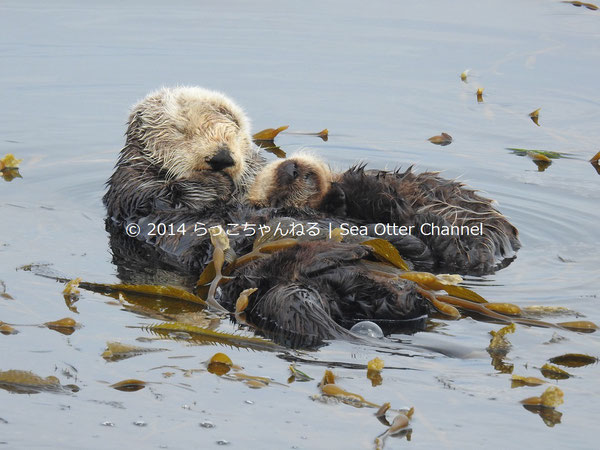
[1, 1, 599, 449]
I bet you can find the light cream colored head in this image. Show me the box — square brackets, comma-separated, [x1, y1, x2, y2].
[126, 86, 255, 184]
[248, 153, 334, 209]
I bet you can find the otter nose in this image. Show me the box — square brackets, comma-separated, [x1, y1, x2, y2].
[208, 147, 235, 171]
[279, 160, 299, 185]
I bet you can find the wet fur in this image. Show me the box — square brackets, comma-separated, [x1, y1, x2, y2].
[104, 86, 265, 222]
[333, 165, 521, 274]
[220, 241, 429, 347]
[249, 155, 520, 274]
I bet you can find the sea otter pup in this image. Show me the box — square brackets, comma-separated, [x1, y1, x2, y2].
[247, 152, 346, 215]
[104, 86, 265, 222]
[220, 240, 429, 347]
[247, 155, 520, 274]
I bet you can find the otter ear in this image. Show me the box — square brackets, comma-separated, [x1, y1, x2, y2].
[216, 106, 241, 128]
[126, 111, 144, 138]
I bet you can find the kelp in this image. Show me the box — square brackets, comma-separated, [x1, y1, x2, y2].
[476, 87, 484, 103]
[316, 369, 381, 408]
[69, 279, 208, 307]
[521, 386, 564, 408]
[284, 128, 329, 141]
[235, 287, 257, 313]
[109, 379, 147, 392]
[143, 322, 278, 350]
[375, 407, 414, 448]
[207, 352, 279, 389]
[529, 108, 541, 126]
[507, 148, 570, 160]
[0, 370, 78, 394]
[427, 133, 453, 146]
[548, 353, 597, 368]
[0, 321, 18, 335]
[488, 323, 516, 356]
[460, 69, 470, 82]
[540, 363, 571, 380]
[207, 352, 235, 375]
[0, 153, 23, 181]
[102, 341, 168, 361]
[511, 375, 546, 388]
[44, 317, 79, 335]
[362, 239, 410, 271]
[204, 225, 233, 312]
[320, 383, 380, 408]
[288, 364, 314, 383]
[252, 125, 289, 141]
[1, 280, 14, 300]
[416, 287, 461, 319]
[400, 272, 486, 303]
[254, 140, 286, 158]
[562, 1, 599, 10]
[368, 357, 385, 372]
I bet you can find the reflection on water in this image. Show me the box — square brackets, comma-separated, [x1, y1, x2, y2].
[1, 0, 599, 448]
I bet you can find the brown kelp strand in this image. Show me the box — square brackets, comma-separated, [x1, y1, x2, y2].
[0, 370, 78, 394]
[427, 132, 453, 146]
[548, 353, 598, 368]
[102, 342, 168, 361]
[205, 225, 233, 312]
[252, 125, 289, 141]
[142, 322, 279, 350]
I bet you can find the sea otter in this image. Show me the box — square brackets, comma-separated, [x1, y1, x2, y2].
[103, 86, 517, 347]
[104, 86, 265, 223]
[247, 152, 347, 216]
[219, 240, 429, 347]
[247, 154, 520, 274]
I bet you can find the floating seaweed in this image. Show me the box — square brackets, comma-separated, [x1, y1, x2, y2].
[511, 375, 546, 388]
[252, 125, 289, 141]
[521, 386, 564, 408]
[487, 323, 516, 357]
[529, 108, 541, 126]
[235, 287, 257, 313]
[0, 370, 78, 394]
[427, 133, 453, 146]
[540, 363, 571, 380]
[0, 280, 14, 300]
[44, 317, 79, 335]
[109, 379, 147, 392]
[0, 153, 22, 182]
[362, 239, 410, 271]
[0, 322, 18, 335]
[284, 128, 329, 142]
[102, 341, 168, 361]
[548, 353, 598, 368]
[460, 69, 470, 82]
[561, 1, 599, 11]
[288, 364, 313, 383]
[254, 140, 286, 158]
[143, 322, 278, 351]
[205, 225, 234, 312]
[375, 407, 414, 448]
[476, 87, 484, 103]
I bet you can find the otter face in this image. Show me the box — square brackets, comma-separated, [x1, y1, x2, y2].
[127, 86, 254, 184]
[248, 154, 333, 209]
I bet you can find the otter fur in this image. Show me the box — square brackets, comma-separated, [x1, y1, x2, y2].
[246, 155, 520, 274]
[220, 240, 429, 347]
[248, 153, 347, 216]
[103, 86, 518, 347]
[104, 86, 265, 222]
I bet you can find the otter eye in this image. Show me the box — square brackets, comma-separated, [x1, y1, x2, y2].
[304, 172, 313, 181]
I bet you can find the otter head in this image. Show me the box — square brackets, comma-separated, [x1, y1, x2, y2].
[248, 153, 338, 210]
[126, 86, 254, 185]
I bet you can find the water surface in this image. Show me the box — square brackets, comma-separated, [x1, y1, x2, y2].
[1, 1, 599, 449]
